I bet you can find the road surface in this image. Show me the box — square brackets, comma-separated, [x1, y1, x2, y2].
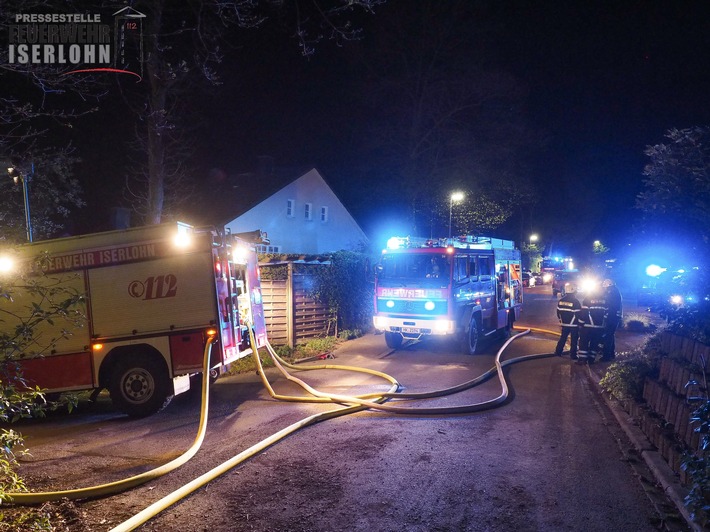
[7, 284, 686, 531]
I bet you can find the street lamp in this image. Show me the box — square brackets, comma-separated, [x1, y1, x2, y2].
[449, 191, 464, 239]
[529, 233, 539, 245]
[7, 164, 33, 242]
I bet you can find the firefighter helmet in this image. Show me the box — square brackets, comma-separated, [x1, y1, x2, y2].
[565, 283, 577, 294]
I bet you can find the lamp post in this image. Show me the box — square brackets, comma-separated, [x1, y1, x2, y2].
[449, 191, 464, 239]
[7, 164, 33, 242]
[529, 233, 539, 245]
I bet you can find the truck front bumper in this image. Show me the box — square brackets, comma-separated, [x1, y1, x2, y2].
[373, 316, 456, 337]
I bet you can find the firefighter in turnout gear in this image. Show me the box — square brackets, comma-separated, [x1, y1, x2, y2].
[577, 289, 609, 364]
[601, 278, 623, 361]
[555, 283, 581, 359]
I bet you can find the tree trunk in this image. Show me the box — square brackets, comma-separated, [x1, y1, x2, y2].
[144, 0, 167, 225]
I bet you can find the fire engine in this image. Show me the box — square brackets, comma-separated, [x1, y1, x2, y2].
[0, 222, 267, 417]
[540, 256, 575, 283]
[373, 236, 523, 354]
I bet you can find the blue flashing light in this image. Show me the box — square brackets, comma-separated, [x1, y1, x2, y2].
[645, 264, 666, 277]
[387, 237, 402, 250]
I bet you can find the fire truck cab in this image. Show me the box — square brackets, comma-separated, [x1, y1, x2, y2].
[0, 222, 267, 417]
[373, 236, 522, 354]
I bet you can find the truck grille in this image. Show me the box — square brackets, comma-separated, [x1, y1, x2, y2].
[376, 298, 447, 315]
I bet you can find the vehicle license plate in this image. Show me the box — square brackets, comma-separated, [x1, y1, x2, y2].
[402, 327, 419, 334]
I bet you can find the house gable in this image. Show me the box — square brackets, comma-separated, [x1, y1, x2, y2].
[225, 168, 368, 254]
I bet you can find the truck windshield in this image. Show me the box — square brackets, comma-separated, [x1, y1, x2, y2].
[379, 253, 451, 283]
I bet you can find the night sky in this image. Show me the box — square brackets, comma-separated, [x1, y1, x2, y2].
[64, 1, 710, 258]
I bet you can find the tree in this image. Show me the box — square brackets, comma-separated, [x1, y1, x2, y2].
[636, 126, 710, 251]
[417, 189, 512, 238]
[348, 0, 538, 235]
[109, 0, 385, 225]
[2, 1, 385, 228]
[522, 242, 542, 272]
[0, 1, 102, 241]
[0, 149, 85, 243]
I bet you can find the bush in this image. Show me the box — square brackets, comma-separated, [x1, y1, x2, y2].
[663, 301, 710, 346]
[0, 252, 85, 517]
[682, 399, 710, 527]
[599, 333, 664, 401]
[311, 251, 373, 334]
[622, 311, 657, 333]
[338, 329, 363, 340]
[226, 336, 342, 374]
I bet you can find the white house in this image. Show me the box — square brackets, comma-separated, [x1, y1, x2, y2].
[224, 168, 369, 254]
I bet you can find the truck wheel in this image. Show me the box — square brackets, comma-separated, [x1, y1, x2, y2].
[462, 315, 482, 355]
[109, 355, 173, 418]
[384, 332, 403, 349]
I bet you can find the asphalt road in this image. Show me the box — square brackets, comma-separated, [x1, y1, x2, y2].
[9, 284, 687, 531]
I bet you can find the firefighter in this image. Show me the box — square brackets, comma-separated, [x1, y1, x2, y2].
[601, 278, 623, 361]
[577, 288, 608, 364]
[554, 282, 581, 359]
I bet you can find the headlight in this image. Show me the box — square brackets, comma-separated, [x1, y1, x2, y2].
[580, 277, 598, 294]
[433, 320, 453, 332]
[0, 256, 15, 273]
[173, 232, 191, 248]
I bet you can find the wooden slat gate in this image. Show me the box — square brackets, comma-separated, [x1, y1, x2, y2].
[260, 262, 331, 347]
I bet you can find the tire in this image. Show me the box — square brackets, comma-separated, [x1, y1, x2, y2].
[461, 314, 482, 355]
[384, 332, 403, 349]
[109, 354, 173, 418]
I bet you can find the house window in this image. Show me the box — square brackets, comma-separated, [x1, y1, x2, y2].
[256, 245, 281, 254]
[320, 206, 328, 222]
[305, 203, 313, 221]
[286, 199, 295, 218]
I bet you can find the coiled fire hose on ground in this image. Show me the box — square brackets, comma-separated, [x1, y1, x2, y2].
[110, 326, 561, 531]
[8, 324, 564, 531]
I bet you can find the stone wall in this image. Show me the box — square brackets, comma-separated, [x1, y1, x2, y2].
[627, 331, 710, 484]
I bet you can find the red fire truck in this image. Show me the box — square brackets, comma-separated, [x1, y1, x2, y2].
[0, 222, 267, 417]
[373, 236, 522, 354]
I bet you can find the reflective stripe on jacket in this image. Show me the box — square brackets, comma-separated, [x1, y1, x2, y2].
[557, 294, 581, 328]
[580, 295, 608, 329]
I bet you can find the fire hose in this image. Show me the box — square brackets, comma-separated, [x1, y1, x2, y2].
[110, 326, 559, 531]
[6, 324, 563, 531]
[5, 335, 219, 505]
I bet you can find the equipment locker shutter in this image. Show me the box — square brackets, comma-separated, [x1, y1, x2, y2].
[88, 252, 217, 338]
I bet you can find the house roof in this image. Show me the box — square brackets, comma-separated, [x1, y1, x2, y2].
[192, 165, 364, 234]
[187, 164, 302, 227]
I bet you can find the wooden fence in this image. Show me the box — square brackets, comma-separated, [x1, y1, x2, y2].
[260, 262, 331, 347]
